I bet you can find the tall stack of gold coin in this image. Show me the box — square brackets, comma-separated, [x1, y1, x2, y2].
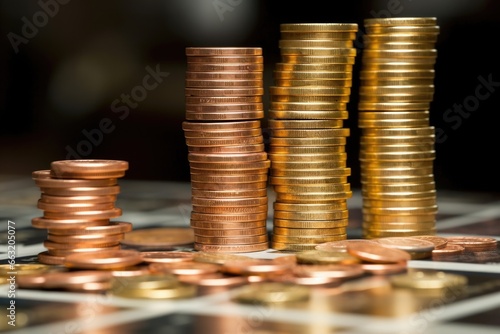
[267, 23, 358, 251]
[183, 47, 270, 253]
[358, 17, 440, 239]
[31, 159, 133, 265]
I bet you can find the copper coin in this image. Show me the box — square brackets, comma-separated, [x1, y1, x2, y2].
[140, 251, 195, 263]
[269, 274, 341, 287]
[37, 251, 66, 265]
[360, 261, 407, 275]
[17, 270, 114, 289]
[432, 244, 465, 256]
[33, 170, 118, 187]
[120, 227, 195, 249]
[190, 181, 268, 191]
[46, 232, 124, 243]
[347, 241, 411, 263]
[44, 239, 121, 250]
[149, 261, 221, 276]
[43, 207, 122, 219]
[31, 217, 110, 229]
[445, 236, 498, 252]
[193, 226, 267, 237]
[40, 185, 121, 196]
[185, 47, 262, 56]
[194, 234, 268, 245]
[186, 63, 264, 72]
[190, 220, 267, 230]
[39, 194, 118, 204]
[374, 237, 435, 253]
[38, 200, 116, 212]
[183, 119, 261, 129]
[186, 55, 263, 63]
[315, 239, 377, 252]
[47, 221, 133, 235]
[220, 258, 294, 276]
[64, 249, 143, 269]
[48, 245, 121, 257]
[410, 235, 448, 249]
[50, 159, 129, 179]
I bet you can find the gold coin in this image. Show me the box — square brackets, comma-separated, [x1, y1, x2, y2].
[360, 78, 435, 86]
[189, 173, 268, 184]
[360, 166, 433, 177]
[273, 234, 347, 244]
[363, 197, 436, 208]
[359, 85, 434, 95]
[273, 209, 349, 220]
[269, 146, 345, 155]
[270, 101, 348, 110]
[274, 62, 353, 72]
[359, 151, 436, 161]
[389, 270, 467, 290]
[185, 47, 262, 56]
[271, 242, 318, 251]
[271, 94, 351, 103]
[273, 227, 346, 237]
[193, 226, 267, 237]
[268, 152, 347, 162]
[365, 24, 440, 34]
[360, 69, 435, 79]
[281, 23, 358, 32]
[280, 55, 356, 64]
[364, 17, 437, 26]
[231, 282, 310, 304]
[271, 128, 349, 138]
[270, 160, 347, 170]
[194, 234, 268, 245]
[188, 143, 265, 154]
[279, 39, 353, 48]
[279, 47, 356, 56]
[361, 190, 437, 200]
[268, 110, 349, 120]
[363, 41, 436, 50]
[270, 86, 350, 96]
[359, 94, 434, 103]
[273, 201, 347, 212]
[190, 220, 266, 230]
[362, 205, 438, 215]
[358, 118, 430, 128]
[268, 119, 343, 129]
[273, 70, 352, 80]
[362, 126, 435, 137]
[361, 62, 435, 71]
[362, 34, 438, 44]
[270, 175, 348, 184]
[185, 135, 263, 147]
[360, 143, 434, 153]
[295, 249, 360, 265]
[276, 191, 352, 202]
[271, 168, 350, 178]
[274, 218, 349, 229]
[360, 135, 435, 145]
[121, 227, 195, 248]
[193, 242, 269, 253]
[358, 110, 430, 120]
[361, 174, 435, 184]
[358, 101, 430, 111]
[280, 30, 357, 40]
[269, 136, 347, 146]
[363, 213, 436, 224]
[273, 79, 353, 87]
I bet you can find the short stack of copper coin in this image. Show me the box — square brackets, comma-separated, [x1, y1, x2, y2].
[31, 159, 133, 265]
[358, 17, 440, 238]
[183, 47, 270, 253]
[267, 23, 358, 251]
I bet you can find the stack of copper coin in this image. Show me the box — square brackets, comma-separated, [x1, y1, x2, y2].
[358, 17, 440, 238]
[183, 47, 270, 253]
[267, 23, 358, 251]
[31, 159, 133, 265]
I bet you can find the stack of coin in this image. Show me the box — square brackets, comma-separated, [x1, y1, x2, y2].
[31, 159, 133, 265]
[183, 47, 270, 253]
[268, 23, 359, 251]
[358, 17, 440, 238]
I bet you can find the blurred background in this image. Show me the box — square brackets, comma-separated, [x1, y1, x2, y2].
[1, 0, 499, 193]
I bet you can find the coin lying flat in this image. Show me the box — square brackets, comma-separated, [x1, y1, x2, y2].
[121, 227, 195, 249]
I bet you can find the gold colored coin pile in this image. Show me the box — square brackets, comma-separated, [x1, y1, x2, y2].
[358, 17, 440, 238]
[183, 47, 270, 253]
[31, 159, 132, 265]
[268, 23, 359, 251]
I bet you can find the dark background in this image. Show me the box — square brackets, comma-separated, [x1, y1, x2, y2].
[1, 0, 499, 193]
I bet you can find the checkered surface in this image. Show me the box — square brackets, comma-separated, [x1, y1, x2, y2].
[1, 175, 500, 334]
